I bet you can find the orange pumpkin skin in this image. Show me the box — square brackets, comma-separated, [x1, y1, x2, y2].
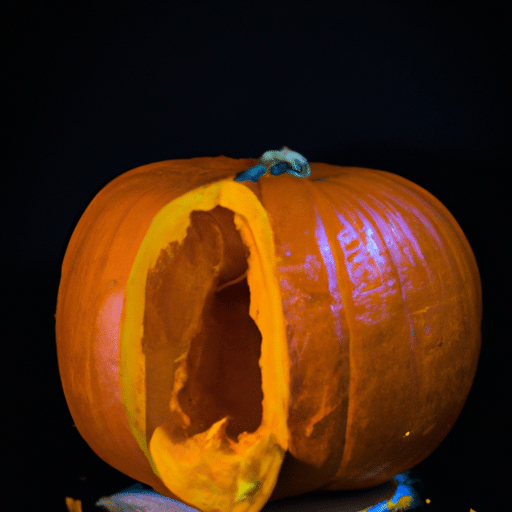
[56, 156, 481, 511]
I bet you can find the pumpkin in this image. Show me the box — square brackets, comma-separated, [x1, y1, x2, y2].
[56, 148, 481, 512]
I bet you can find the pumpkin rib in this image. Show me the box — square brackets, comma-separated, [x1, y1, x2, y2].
[364, 172, 478, 455]
[351, 183, 422, 402]
[303, 181, 354, 480]
[369, 171, 482, 415]
[370, 170, 481, 310]
[312, 175, 418, 485]
[302, 178, 352, 448]
[338, 176, 421, 400]
[303, 178, 352, 465]
[258, 176, 346, 458]
[308, 178, 362, 483]
[359, 186, 445, 333]
[356, 176, 451, 398]
[367, 171, 482, 364]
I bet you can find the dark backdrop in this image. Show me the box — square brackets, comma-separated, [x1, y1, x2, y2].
[3, 2, 510, 511]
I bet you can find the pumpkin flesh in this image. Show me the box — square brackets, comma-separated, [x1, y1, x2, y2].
[120, 180, 290, 512]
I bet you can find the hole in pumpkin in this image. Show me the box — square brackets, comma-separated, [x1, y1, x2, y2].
[178, 275, 263, 441]
[143, 206, 263, 444]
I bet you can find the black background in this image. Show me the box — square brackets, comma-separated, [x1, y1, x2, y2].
[3, 2, 510, 511]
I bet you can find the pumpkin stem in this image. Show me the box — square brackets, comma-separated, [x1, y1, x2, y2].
[234, 147, 311, 183]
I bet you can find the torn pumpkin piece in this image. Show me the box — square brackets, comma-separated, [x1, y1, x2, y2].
[120, 181, 289, 511]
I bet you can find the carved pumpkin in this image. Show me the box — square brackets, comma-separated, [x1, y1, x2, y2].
[56, 149, 481, 512]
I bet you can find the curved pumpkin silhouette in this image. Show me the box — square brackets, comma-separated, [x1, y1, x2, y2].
[56, 154, 481, 512]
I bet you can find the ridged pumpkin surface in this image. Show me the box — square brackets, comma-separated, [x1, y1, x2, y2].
[56, 156, 481, 512]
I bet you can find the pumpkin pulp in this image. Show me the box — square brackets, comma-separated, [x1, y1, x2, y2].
[120, 180, 289, 512]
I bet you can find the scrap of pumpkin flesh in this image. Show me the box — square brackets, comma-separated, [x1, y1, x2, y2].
[122, 181, 289, 512]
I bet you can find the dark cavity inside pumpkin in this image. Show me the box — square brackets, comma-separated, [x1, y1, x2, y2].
[141, 206, 263, 444]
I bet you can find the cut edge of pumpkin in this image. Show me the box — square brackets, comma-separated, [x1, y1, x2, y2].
[120, 179, 289, 512]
